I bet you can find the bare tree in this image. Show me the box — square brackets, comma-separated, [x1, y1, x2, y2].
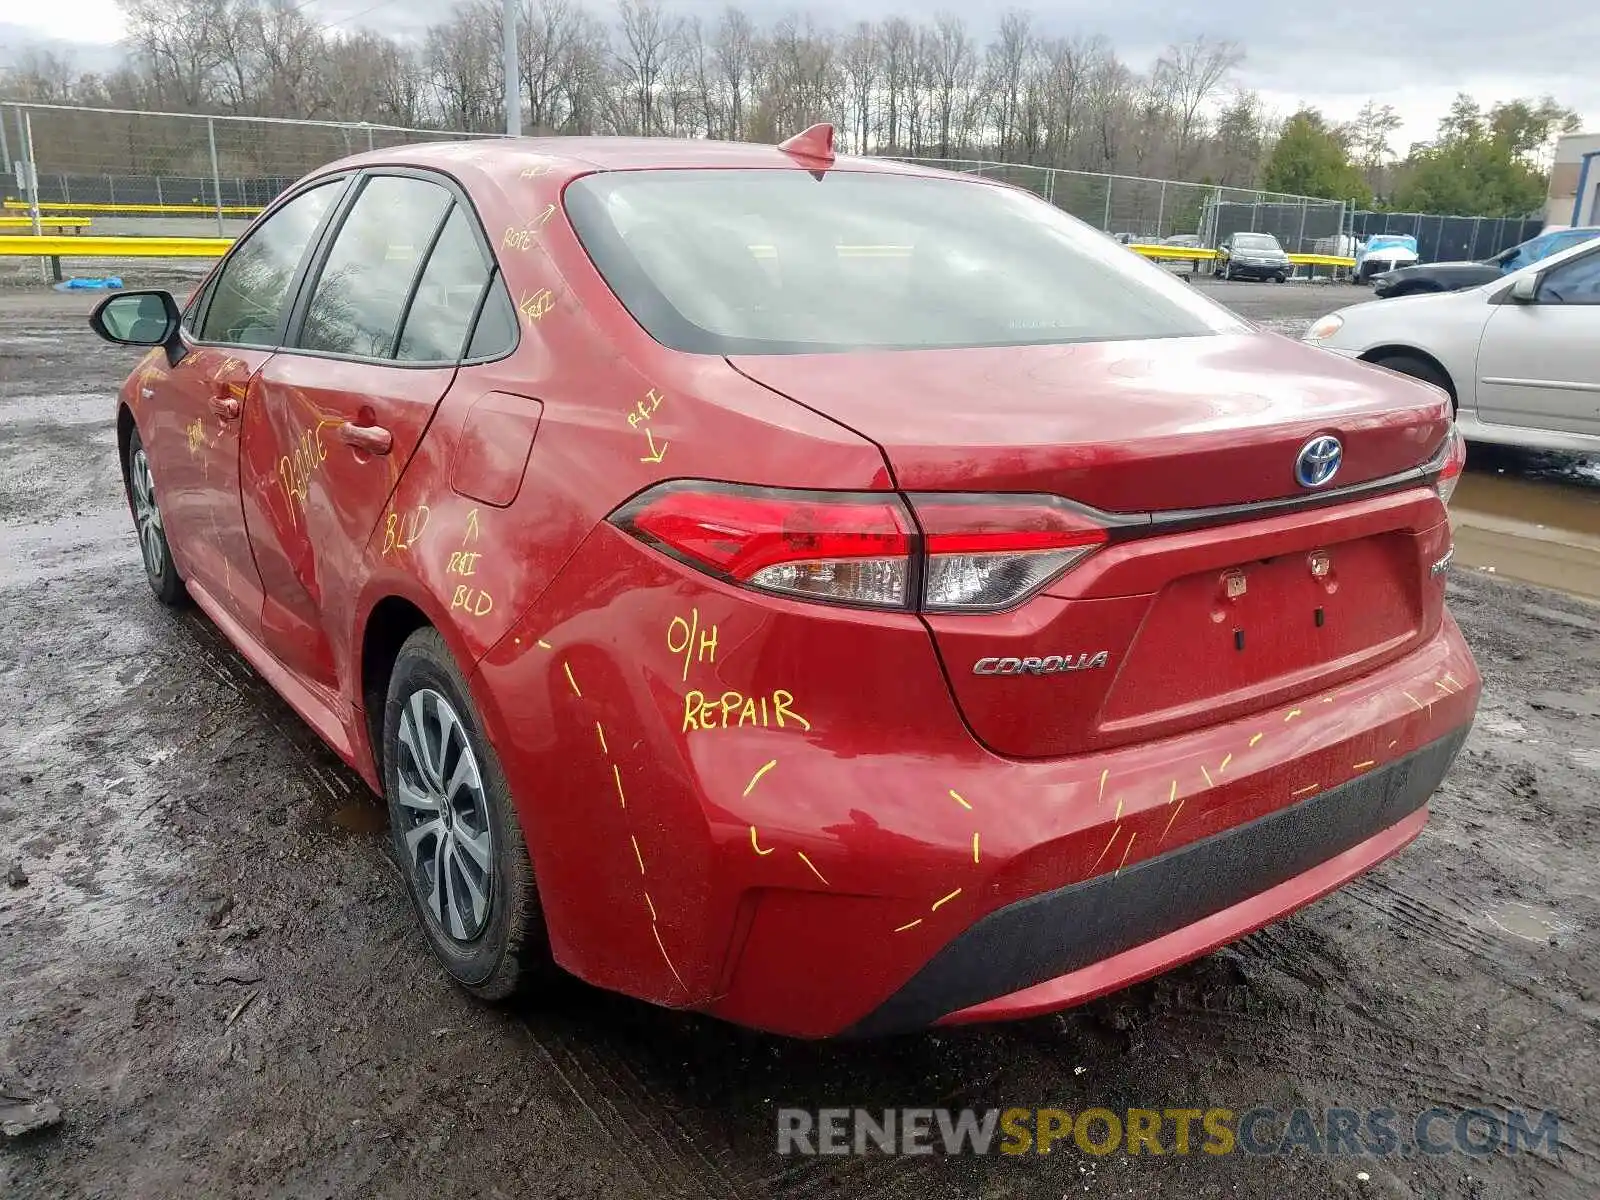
[838, 22, 877, 154]
[615, 0, 678, 135]
[925, 15, 974, 159]
[1154, 35, 1242, 173]
[711, 6, 762, 142]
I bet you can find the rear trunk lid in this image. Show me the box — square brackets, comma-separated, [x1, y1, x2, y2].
[730, 332, 1456, 758]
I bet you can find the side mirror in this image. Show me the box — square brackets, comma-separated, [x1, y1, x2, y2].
[1508, 274, 1540, 303]
[88, 290, 187, 365]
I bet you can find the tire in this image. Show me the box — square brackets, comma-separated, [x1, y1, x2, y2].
[1274, 273, 1286, 284]
[124, 427, 187, 607]
[1370, 352, 1454, 403]
[382, 626, 549, 1001]
[1219, 262, 1231, 281]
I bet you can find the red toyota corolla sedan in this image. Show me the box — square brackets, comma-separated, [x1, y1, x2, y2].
[89, 128, 1479, 1038]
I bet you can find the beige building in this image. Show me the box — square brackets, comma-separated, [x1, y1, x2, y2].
[1547, 132, 1600, 229]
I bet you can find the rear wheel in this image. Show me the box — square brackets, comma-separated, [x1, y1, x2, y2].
[124, 428, 186, 607]
[1370, 353, 1454, 404]
[382, 626, 549, 1001]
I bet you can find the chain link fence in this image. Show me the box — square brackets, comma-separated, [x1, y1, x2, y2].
[892, 158, 1346, 256]
[1347, 210, 1543, 264]
[2, 102, 498, 236]
[3, 104, 1353, 286]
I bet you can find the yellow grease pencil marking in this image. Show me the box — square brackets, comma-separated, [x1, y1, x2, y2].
[612, 763, 627, 809]
[1115, 832, 1138, 877]
[1091, 825, 1121, 872]
[1353, 760, 1376, 771]
[1201, 765, 1215, 788]
[931, 887, 963, 912]
[1402, 690, 1424, 711]
[744, 759, 777, 797]
[1292, 782, 1319, 797]
[972, 832, 981, 864]
[630, 834, 645, 874]
[563, 661, 581, 697]
[1169, 779, 1178, 805]
[1098, 769, 1108, 803]
[652, 923, 688, 993]
[1219, 753, 1232, 774]
[1249, 733, 1264, 748]
[1114, 797, 1124, 821]
[796, 851, 829, 886]
[536, 639, 552, 650]
[595, 722, 608, 756]
[894, 919, 923, 933]
[1285, 708, 1303, 722]
[949, 789, 971, 810]
[750, 826, 774, 856]
[1160, 799, 1185, 846]
[643, 891, 657, 921]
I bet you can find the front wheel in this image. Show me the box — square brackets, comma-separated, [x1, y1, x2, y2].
[124, 428, 186, 607]
[383, 626, 549, 1001]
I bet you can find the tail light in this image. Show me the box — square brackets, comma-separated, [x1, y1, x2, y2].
[909, 494, 1108, 611]
[612, 483, 1106, 612]
[1434, 423, 1466, 505]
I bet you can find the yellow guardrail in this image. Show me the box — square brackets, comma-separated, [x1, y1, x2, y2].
[1131, 244, 1216, 261]
[0, 234, 233, 257]
[1286, 252, 1359, 267]
[1130, 243, 1357, 268]
[0, 215, 92, 229]
[0, 230, 1359, 270]
[4, 198, 262, 216]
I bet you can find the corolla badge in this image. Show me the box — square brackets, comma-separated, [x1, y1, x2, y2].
[1295, 434, 1343, 489]
[973, 652, 1110, 676]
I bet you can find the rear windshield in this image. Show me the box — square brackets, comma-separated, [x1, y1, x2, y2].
[564, 169, 1242, 355]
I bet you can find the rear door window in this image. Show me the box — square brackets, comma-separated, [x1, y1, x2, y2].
[296, 175, 452, 359]
[394, 205, 495, 362]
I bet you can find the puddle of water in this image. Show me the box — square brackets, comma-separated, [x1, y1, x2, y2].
[331, 801, 388, 835]
[1454, 469, 1600, 539]
[1485, 901, 1578, 944]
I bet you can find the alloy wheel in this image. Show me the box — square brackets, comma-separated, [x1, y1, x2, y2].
[130, 447, 165, 581]
[396, 687, 495, 943]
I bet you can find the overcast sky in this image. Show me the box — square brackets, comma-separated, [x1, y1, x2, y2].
[3, 0, 1596, 152]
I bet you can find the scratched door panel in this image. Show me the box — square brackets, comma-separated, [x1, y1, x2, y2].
[139, 344, 271, 635]
[242, 356, 458, 697]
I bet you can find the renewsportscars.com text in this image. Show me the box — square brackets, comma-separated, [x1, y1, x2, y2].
[776, 1106, 1561, 1159]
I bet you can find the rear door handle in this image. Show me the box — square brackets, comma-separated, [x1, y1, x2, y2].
[208, 394, 241, 420]
[337, 422, 393, 456]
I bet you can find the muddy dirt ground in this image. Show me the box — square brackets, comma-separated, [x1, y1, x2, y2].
[2, 284, 1598, 1199]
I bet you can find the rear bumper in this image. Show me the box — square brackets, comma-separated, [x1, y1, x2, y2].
[849, 729, 1463, 1036]
[481, 523, 1479, 1040]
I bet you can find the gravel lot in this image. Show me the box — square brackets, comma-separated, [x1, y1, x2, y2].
[2, 285, 1597, 1200]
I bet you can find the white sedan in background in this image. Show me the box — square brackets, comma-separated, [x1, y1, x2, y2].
[1304, 236, 1600, 455]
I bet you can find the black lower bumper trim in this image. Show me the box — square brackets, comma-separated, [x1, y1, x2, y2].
[846, 728, 1469, 1037]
